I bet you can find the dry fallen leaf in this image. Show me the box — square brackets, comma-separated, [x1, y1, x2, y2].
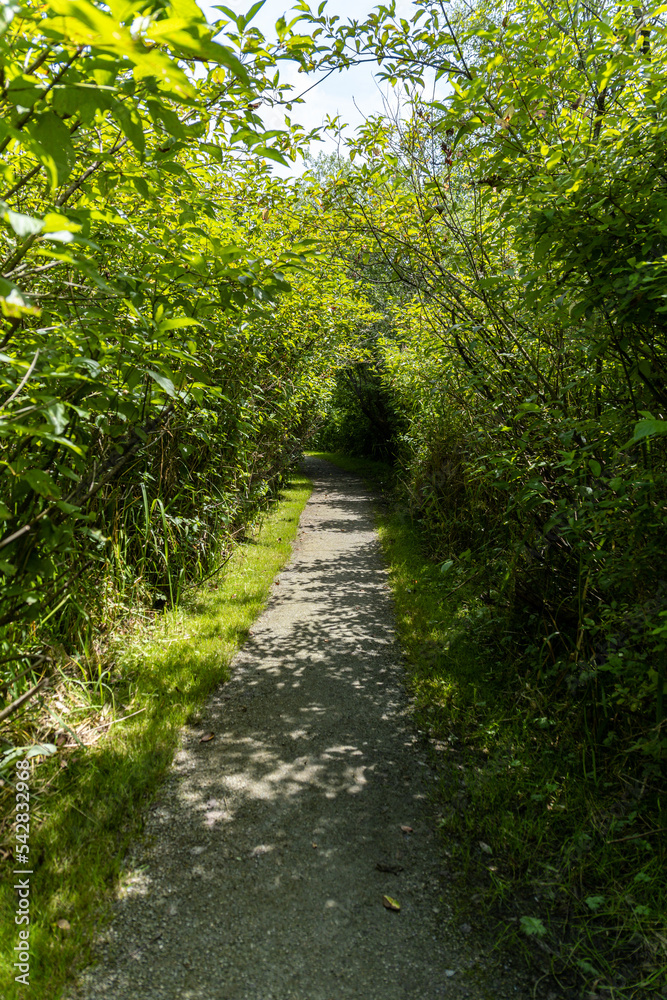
[400, 825, 414, 834]
[382, 895, 401, 912]
[56, 919, 71, 932]
[199, 732, 215, 743]
[56, 732, 67, 747]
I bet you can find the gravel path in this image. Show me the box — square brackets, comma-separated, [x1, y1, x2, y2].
[71, 457, 532, 1000]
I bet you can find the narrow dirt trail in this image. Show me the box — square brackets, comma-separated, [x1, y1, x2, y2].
[72, 458, 530, 1000]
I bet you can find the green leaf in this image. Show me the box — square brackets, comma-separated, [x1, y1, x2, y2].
[146, 99, 187, 140]
[533, 236, 551, 262]
[520, 916, 547, 937]
[240, 0, 266, 28]
[21, 469, 61, 499]
[0, 744, 57, 773]
[624, 418, 667, 447]
[28, 112, 76, 185]
[131, 175, 150, 198]
[52, 80, 111, 123]
[545, 148, 563, 170]
[145, 21, 249, 82]
[157, 317, 202, 332]
[48, 0, 194, 96]
[46, 402, 68, 435]
[0, 278, 41, 318]
[252, 146, 290, 167]
[1, 208, 43, 238]
[55, 500, 81, 514]
[0, 117, 58, 188]
[5, 74, 43, 108]
[146, 369, 176, 396]
[111, 100, 145, 157]
[90, 54, 118, 88]
[0, 0, 19, 34]
[168, 0, 206, 18]
[382, 894, 401, 911]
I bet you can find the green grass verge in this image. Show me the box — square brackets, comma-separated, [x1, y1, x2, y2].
[0, 471, 311, 1000]
[313, 452, 666, 999]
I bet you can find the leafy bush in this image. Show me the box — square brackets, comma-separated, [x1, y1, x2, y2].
[0, 0, 376, 708]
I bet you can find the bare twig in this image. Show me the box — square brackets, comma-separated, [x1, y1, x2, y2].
[0, 349, 39, 409]
[0, 676, 49, 725]
[608, 826, 667, 844]
[87, 707, 146, 733]
[0, 654, 51, 691]
[0, 651, 46, 668]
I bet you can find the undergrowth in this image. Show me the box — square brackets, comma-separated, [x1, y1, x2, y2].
[0, 471, 311, 1000]
[314, 452, 667, 1000]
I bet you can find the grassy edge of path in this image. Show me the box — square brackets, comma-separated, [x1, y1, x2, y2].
[0, 471, 312, 1000]
[310, 452, 666, 1000]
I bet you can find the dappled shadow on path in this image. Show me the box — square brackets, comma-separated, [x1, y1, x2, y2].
[73, 459, 471, 1000]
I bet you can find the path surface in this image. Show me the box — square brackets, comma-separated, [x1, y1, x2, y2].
[72, 458, 531, 1000]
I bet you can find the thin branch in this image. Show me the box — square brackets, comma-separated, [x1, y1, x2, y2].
[86, 707, 146, 733]
[0, 676, 49, 725]
[0, 348, 39, 409]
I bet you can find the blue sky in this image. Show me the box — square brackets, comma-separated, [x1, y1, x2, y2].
[201, 0, 420, 170]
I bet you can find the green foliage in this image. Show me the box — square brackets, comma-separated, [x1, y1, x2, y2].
[0, 0, 377, 704]
[302, 0, 667, 758]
